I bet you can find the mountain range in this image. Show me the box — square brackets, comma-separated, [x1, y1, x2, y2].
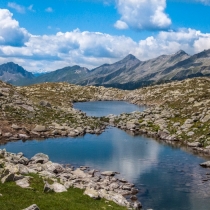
[0, 62, 35, 85]
[1, 49, 210, 89]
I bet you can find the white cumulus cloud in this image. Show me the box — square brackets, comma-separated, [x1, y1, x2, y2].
[135, 28, 204, 59]
[115, 0, 172, 30]
[114, 20, 128, 30]
[0, 9, 210, 72]
[0, 9, 30, 47]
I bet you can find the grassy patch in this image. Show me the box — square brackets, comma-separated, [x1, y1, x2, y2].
[0, 174, 126, 210]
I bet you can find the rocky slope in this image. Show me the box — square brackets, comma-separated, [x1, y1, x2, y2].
[2, 77, 210, 156]
[0, 62, 35, 85]
[0, 80, 126, 144]
[3, 49, 210, 90]
[21, 65, 89, 86]
[77, 49, 210, 89]
[78, 50, 190, 89]
[108, 77, 210, 156]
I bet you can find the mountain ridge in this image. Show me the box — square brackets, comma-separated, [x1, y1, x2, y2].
[0, 62, 35, 84]
[1, 49, 210, 89]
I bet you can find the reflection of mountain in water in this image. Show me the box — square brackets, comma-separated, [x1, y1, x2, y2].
[98, 128, 161, 181]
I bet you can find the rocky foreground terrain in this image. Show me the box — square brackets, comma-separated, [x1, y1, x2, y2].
[1, 77, 210, 158]
[0, 149, 141, 209]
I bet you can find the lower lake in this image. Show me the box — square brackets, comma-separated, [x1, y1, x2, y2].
[1, 101, 210, 210]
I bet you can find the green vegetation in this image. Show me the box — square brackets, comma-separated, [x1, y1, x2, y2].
[0, 174, 126, 210]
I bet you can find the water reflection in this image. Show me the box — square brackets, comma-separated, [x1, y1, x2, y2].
[73, 101, 146, 117]
[1, 127, 210, 210]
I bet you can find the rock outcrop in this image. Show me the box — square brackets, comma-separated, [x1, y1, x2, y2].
[0, 149, 142, 209]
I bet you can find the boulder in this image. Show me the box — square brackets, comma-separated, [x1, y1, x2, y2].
[101, 171, 117, 176]
[16, 177, 31, 188]
[180, 123, 193, 130]
[40, 100, 51, 108]
[19, 134, 30, 139]
[18, 157, 29, 165]
[21, 105, 34, 112]
[42, 162, 64, 174]
[39, 171, 56, 178]
[5, 163, 20, 174]
[84, 187, 100, 199]
[130, 201, 142, 210]
[44, 182, 67, 193]
[200, 161, 210, 168]
[72, 169, 87, 178]
[126, 122, 136, 130]
[11, 124, 22, 130]
[201, 114, 210, 123]
[43, 182, 54, 192]
[187, 131, 194, 137]
[68, 131, 77, 137]
[30, 153, 49, 164]
[33, 125, 47, 132]
[1, 172, 14, 183]
[14, 174, 25, 181]
[3, 133, 12, 137]
[109, 192, 130, 207]
[51, 183, 67, 193]
[187, 142, 201, 147]
[23, 204, 40, 210]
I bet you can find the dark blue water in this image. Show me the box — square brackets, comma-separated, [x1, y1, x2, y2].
[73, 101, 146, 117]
[1, 102, 210, 210]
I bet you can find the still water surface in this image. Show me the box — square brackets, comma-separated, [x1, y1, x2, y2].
[1, 101, 210, 210]
[74, 101, 146, 117]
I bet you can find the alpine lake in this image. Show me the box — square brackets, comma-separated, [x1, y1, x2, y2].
[1, 101, 210, 210]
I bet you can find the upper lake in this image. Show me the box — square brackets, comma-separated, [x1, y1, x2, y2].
[1, 101, 210, 210]
[73, 101, 146, 117]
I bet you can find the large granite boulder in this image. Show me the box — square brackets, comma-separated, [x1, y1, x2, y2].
[84, 187, 100, 199]
[30, 153, 49, 164]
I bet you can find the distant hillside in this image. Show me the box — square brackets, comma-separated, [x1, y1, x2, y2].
[20, 65, 89, 86]
[0, 62, 35, 85]
[2, 49, 210, 89]
[77, 49, 210, 89]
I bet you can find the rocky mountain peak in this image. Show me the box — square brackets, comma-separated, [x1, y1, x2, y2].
[174, 50, 188, 56]
[122, 54, 139, 62]
[0, 62, 27, 73]
[0, 62, 35, 84]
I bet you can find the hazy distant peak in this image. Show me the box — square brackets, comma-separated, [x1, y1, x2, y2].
[6, 62, 16, 65]
[4, 62, 21, 68]
[122, 54, 138, 61]
[174, 50, 188, 56]
[195, 48, 210, 58]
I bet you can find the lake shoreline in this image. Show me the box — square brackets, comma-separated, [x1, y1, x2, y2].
[2, 78, 210, 160]
[0, 149, 141, 209]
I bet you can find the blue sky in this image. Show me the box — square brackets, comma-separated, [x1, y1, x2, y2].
[0, 0, 210, 72]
